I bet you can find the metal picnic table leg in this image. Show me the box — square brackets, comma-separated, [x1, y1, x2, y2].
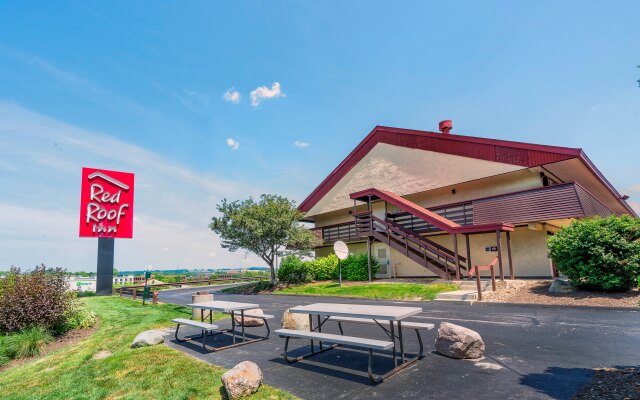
[317, 314, 323, 350]
[309, 314, 314, 352]
[241, 310, 246, 342]
[389, 321, 397, 367]
[231, 311, 236, 344]
[398, 321, 405, 364]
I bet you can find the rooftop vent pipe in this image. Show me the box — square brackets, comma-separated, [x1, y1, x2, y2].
[439, 120, 453, 134]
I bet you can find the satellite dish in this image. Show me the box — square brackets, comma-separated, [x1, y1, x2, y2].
[333, 240, 349, 260]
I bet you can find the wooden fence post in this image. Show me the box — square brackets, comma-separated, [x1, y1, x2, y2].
[132, 288, 137, 300]
[152, 291, 158, 304]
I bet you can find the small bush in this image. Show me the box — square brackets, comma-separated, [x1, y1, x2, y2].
[0, 265, 78, 333]
[54, 308, 98, 335]
[340, 254, 380, 281]
[548, 215, 640, 291]
[1, 326, 53, 359]
[76, 291, 96, 298]
[309, 254, 339, 280]
[277, 256, 313, 284]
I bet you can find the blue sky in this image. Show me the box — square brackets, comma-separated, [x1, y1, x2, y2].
[1, 1, 639, 271]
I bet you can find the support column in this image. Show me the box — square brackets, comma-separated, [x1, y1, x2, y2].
[452, 234, 460, 280]
[465, 234, 472, 278]
[367, 237, 373, 282]
[506, 231, 514, 280]
[96, 237, 114, 296]
[496, 230, 504, 282]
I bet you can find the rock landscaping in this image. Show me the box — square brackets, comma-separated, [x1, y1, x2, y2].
[234, 308, 266, 327]
[131, 329, 165, 348]
[480, 279, 640, 308]
[221, 361, 263, 400]
[281, 308, 310, 331]
[435, 322, 485, 359]
[573, 367, 640, 399]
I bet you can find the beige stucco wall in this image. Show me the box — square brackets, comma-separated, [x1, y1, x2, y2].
[305, 143, 526, 217]
[312, 168, 543, 229]
[403, 169, 543, 210]
[419, 227, 552, 277]
[318, 225, 555, 278]
[315, 241, 367, 258]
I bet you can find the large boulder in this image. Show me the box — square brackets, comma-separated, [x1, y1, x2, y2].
[221, 361, 263, 399]
[234, 308, 265, 327]
[281, 308, 310, 331]
[435, 322, 485, 359]
[549, 278, 576, 293]
[131, 329, 165, 348]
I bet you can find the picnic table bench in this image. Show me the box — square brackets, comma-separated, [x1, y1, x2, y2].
[275, 303, 426, 383]
[174, 300, 273, 352]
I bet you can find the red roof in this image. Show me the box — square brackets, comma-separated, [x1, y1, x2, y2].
[299, 125, 635, 215]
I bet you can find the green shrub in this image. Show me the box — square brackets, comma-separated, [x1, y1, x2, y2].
[340, 254, 380, 281]
[277, 256, 313, 284]
[1, 326, 53, 359]
[77, 290, 96, 298]
[309, 254, 339, 280]
[548, 215, 640, 291]
[54, 308, 98, 334]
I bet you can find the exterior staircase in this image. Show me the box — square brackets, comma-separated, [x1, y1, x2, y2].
[355, 211, 468, 279]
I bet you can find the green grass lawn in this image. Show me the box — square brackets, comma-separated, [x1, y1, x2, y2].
[0, 296, 295, 400]
[224, 281, 458, 301]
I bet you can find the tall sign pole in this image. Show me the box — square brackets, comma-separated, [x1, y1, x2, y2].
[79, 168, 135, 296]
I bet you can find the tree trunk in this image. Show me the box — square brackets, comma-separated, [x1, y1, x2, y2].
[269, 263, 276, 283]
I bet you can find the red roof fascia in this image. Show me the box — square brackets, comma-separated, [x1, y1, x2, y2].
[576, 151, 637, 216]
[299, 125, 582, 213]
[350, 188, 514, 233]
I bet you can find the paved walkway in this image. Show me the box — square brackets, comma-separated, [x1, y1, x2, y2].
[160, 287, 640, 400]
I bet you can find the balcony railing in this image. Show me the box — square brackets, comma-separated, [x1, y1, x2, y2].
[312, 221, 360, 245]
[387, 201, 474, 234]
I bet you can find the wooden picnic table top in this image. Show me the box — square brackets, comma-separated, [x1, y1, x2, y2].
[288, 303, 422, 321]
[187, 300, 260, 312]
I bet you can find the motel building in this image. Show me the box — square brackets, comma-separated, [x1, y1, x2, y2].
[299, 123, 636, 280]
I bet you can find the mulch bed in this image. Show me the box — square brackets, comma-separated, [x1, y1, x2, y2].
[481, 280, 640, 308]
[574, 367, 640, 399]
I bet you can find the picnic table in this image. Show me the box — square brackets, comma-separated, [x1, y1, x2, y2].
[275, 303, 433, 383]
[172, 300, 273, 352]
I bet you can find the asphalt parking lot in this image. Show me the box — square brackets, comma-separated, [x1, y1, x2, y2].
[160, 286, 640, 400]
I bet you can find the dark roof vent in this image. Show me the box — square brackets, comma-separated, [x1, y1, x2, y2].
[439, 120, 453, 134]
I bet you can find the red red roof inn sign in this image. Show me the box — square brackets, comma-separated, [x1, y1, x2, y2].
[79, 167, 135, 238]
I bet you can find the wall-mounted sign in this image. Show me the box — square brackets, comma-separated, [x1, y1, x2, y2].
[79, 167, 135, 238]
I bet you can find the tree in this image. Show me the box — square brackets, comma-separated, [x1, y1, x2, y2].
[209, 194, 320, 282]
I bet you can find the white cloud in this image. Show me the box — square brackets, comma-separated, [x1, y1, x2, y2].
[0, 102, 265, 271]
[222, 88, 241, 104]
[294, 141, 310, 148]
[226, 137, 240, 150]
[250, 82, 285, 106]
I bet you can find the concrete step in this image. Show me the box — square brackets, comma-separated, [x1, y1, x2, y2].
[433, 298, 476, 305]
[458, 281, 492, 290]
[436, 290, 479, 301]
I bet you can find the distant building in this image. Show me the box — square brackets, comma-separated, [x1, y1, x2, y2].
[113, 275, 136, 285]
[67, 276, 97, 292]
